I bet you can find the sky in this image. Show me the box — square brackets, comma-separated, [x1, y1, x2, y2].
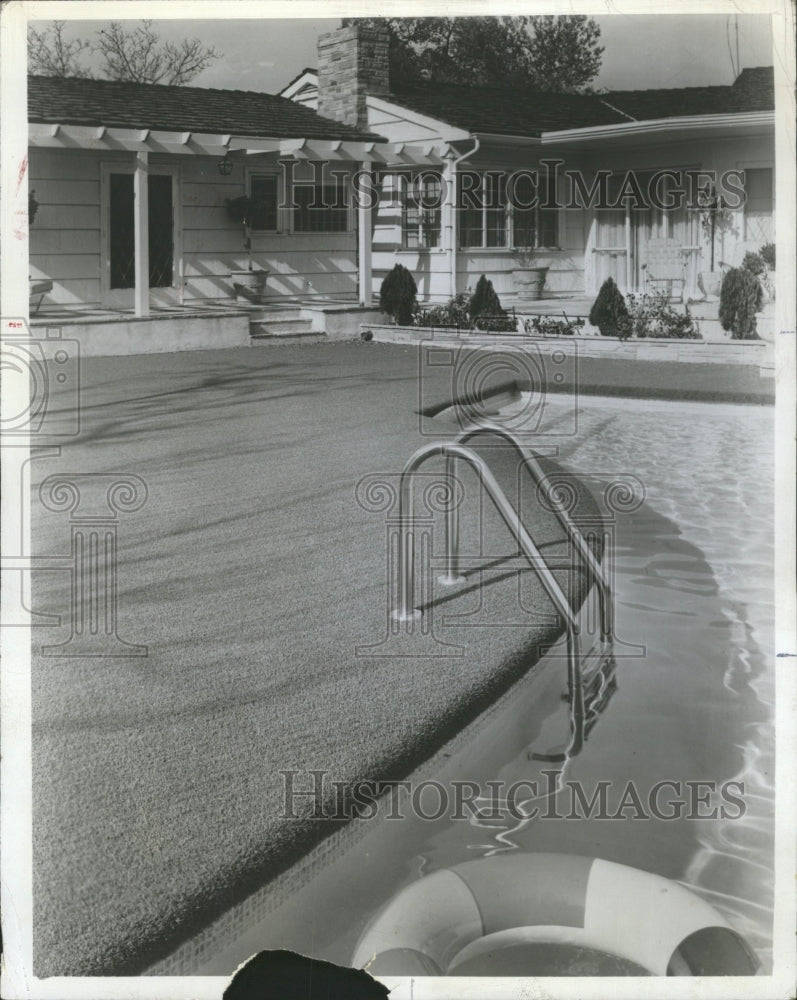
[32, 14, 774, 93]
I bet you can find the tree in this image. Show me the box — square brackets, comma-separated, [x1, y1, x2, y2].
[28, 20, 220, 86]
[28, 21, 92, 77]
[343, 16, 603, 92]
[95, 21, 220, 85]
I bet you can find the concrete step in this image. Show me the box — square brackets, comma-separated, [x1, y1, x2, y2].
[249, 316, 314, 337]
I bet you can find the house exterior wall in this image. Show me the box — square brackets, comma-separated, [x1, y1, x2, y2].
[579, 130, 775, 293]
[28, 147, 360, 307]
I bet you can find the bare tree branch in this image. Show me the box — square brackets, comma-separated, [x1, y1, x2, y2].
[28, 21, 92, 77]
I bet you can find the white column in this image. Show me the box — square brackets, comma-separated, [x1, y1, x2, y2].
[442, 155, 456, 299]
[357, 161, 373, 307]
[133, 151, 149, 317]
[624, 203, 632, 291]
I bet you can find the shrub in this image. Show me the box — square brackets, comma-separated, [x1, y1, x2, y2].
[472, 311, 519, 332]
[522, 314, 585, 337]
[626, 291, 701, 340]
[380, 264, 417, 325]
[469, 275, 503, 318]
[760, 242, 776, 270]
[589, 277, 630, 338]
[741, 251, 766, 277]
[413, 290, 471, 329]
[719, 267, 763, 339]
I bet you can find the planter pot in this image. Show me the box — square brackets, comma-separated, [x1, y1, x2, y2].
[512, 266, 549, 301]
[760, 270, 775, 305]
[697, 269, 723, 300]
[230, 268, 269, 304]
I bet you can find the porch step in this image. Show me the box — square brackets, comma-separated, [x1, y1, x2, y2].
[249, 314, 324, 344]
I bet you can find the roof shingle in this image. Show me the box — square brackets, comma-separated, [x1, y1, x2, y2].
[28, 75, 384, 142]
[386, 66, 774, 137]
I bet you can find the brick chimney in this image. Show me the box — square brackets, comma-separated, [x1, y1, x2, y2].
[317, 24, 390, 130]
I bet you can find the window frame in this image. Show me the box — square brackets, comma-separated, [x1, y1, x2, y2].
[400, 171, 443, 250]
[457, 170, 561, 251]
[291, 174, 350, 235]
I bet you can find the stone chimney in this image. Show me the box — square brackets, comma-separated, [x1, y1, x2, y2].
[317, 24, 390, 130]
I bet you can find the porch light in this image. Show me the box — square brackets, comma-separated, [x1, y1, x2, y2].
[218, 154, 234, 176]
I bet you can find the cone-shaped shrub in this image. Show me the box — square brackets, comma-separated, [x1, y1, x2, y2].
[719, 267, 763, 339]
[589, 277, 630, 338]
[380, 264, 417, 326]
[469, 275, 503, 317]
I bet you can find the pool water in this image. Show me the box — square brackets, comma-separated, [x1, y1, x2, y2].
[196, 393, 775, 976]
[408, 394, 775, 972]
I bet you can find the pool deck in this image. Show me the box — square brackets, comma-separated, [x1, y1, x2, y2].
[32, 342, 607, 976]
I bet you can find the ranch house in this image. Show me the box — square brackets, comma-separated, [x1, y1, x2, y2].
[26, 24, 775, 348]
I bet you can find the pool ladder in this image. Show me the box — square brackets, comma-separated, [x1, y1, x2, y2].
[391, 423, 616, 761]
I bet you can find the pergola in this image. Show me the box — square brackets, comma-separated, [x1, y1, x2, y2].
[28, 123, 450, 317]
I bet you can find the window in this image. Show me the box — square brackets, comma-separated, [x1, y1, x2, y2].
[293, 177, 348, 233]
[401, 173, 442, 249]
[512, 172, 558, 249]
[457, 171, 558, 250]
[458, 172, 507, 248]
[743, 167, 774, 242]
[249, 174, 278, 232]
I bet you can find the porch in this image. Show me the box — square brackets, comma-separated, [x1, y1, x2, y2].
[29, 297, 387, 355]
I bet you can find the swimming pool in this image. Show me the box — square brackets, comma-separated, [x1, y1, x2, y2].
[194, 392, 775, 976]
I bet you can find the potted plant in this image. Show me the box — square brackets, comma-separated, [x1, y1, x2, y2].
[225, 194, 269, 303]
[510, 242, 549, 301]
[696, 183, 735, 299]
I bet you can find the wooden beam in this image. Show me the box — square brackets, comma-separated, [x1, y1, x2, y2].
[134, 151, 149, 318]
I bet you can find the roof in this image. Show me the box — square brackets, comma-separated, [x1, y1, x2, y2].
[384, 66, 775, 137]
[27, 75, 384, 142]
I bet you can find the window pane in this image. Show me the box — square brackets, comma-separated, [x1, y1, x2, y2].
[403, 172, 441, 248]
[293, 182, 348, 233]
[251, 175, 278, 231]
[538, 208, 558, 247]
[513, 207, 537, 248]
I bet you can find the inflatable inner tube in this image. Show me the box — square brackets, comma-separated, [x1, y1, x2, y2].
[352, 853, 759, 977]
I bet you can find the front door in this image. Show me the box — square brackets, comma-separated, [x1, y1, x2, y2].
[102, 164, 181, 308]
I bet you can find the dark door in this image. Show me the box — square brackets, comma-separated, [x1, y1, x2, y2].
[108, 172, 174, 290]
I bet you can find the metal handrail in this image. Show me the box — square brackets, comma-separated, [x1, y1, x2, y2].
[452, 422, 613, 648]
[392, 441, 586, 756]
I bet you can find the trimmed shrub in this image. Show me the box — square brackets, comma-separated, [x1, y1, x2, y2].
[469, 275, 503, 318]
[719, 267, 763, 339]
[760, 242, 776, 270]
[380, 264, 417, 326]
[589, 277, 630, 338]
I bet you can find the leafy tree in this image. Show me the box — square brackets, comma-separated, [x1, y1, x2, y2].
[28, 21, 92, 77]
[28, 20, 220, 85]
[343, 16, 603, 92]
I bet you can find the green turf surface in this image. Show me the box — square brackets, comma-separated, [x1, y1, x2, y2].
[32, 342, 606, 975]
